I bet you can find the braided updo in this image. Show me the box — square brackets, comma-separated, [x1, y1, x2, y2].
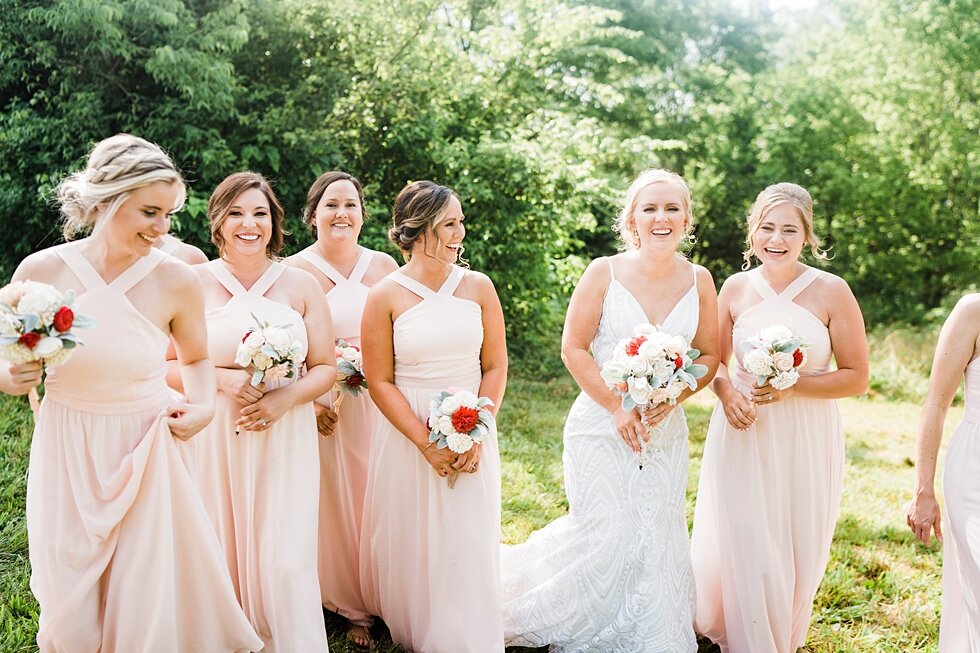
[55, 134, 185, 240]
[388, 180, 459, 261]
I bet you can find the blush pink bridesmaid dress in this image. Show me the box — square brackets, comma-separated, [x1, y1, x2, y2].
[28, 243, 262, 652]
[939, 355, 980, 652]
[359, 265, 504, 653]
[296, 247, 378, 629]
[691, 266, 844, 653]
[192, 260, 327, 653]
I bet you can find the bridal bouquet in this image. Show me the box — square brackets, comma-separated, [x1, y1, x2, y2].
[332, 338, 367, 410]
[0, 280, 97, 368]
[601, 324, 707, 466]
[739, 324, 808, 390]
[427, 389, 495, 488]
[235, 314, 302, 387]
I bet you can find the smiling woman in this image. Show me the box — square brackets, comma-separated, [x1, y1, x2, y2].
[0, 134, 262, 652]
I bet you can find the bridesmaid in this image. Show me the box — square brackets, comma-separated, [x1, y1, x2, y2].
[906, 294, 980, 651]
[690, 183, 868, 653]
[5, 134, 261, 652]
[359, 180, 508, 652]
[287, 171, 397, 649]
[156, 232, 208, 264]
[182, 172, 336, 652]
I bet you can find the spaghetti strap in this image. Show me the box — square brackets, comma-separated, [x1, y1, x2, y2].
[109, 248, 168, 294]
[689, 263, 699, 301]
[747, 267, 777, 300]
[297, 250, 347, 287]
[439, 266, 465, 295]
[205, 260, 248, 297]
[55, 244, 106, 292]
[389, 271, 436, 300]
[780, 267, 820, 301]
[606, 257, 616, 281]
[349, 249, 373, 285]
[249, 262, 288, 298]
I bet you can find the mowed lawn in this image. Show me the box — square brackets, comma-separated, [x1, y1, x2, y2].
[0, 375, 960, 652]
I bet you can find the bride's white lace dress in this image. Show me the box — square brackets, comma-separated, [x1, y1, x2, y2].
[501, 259, 698, 653]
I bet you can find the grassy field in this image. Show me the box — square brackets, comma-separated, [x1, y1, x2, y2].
[0, 327, 960, 652]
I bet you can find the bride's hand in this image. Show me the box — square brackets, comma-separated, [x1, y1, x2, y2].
[612, 406, 643, 453]
[640, 402, 674, 429]
[719, 386, 756, 431]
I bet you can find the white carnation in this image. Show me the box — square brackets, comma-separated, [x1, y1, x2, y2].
[243, 330, 264, 350]
[0, 343, 37, 365]
[0, 312, 20, 337]
[440, 396, 461, 415]
[633, 323, 659, 338]
[759, 324, 793, 343]
[637, 339, 665, 360]
[649, 356, 674, 381]
[264, 327, 293, 355]
[234, 344, 253, 368]
[628, 375, 654, 405]
[455, 390, 479, 408]
[446, 432, 474, 454]
[772, 351, 794, 372]
[629, 356, 650, 376]
[770, 369, 799, 390]
[743, 348, 773, 376]
[341, 347, 360, 363]
[17, 282, 65, 324]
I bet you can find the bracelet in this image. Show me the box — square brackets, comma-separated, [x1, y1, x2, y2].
[419, 441, 434, 455]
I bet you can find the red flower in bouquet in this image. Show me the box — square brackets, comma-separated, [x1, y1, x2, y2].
[625, 335, 647, 357]
[451, 406, 480, 433]
[673, 355, 684, 370]
[344, 372, 365, 389]
[18, 332, 40, 349]
[792, 348, 804, 367]
[53, 306, 74, 332]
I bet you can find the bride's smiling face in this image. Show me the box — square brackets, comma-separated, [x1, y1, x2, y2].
[630, 182, 688, 252]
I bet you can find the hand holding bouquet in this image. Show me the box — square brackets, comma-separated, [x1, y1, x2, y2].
[601, 324, 707, 466]
[739, 324, 808, 391]
[235, 314, 302, 388]
[0, 280, 97, 411]
[426, 389, 495, 487]
[332, 338, 367, 411]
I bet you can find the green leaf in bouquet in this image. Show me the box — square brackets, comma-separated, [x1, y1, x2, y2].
[22, 314, 39, 332]
[70, 314, 98, 329]
[622, 394, 637, 412]
[250, 370, 264, 387]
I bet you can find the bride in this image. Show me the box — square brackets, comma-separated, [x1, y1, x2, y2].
[500, 168, 719, 652]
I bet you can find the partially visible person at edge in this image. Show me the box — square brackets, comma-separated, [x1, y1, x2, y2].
[3, 133, 261, 652]
[359, 180, 508, 653]
[171, 171, 336, 652]
[907, 293, 980, 652]
[287, 170, 397, 650]
[691, 182, 868, 653]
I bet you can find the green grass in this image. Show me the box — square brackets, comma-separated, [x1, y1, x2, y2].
[0, 367, 959, 652]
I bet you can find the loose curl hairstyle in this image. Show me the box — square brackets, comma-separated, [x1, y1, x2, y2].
[613, 168, 694, 251]
[302, 171, 367, 239]
[207, 172, 287, 259]
[388, 180, 465, 264]
[741, 182, 829, 270]
[55, 133, 185, 240]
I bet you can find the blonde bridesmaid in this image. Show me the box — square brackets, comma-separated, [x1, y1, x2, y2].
[180, 172, 336, 652]
[288, 171, 397, 649]
[6, 134, 261, 652]
[907, 294, 980, 651]
[360, 180, 507, 652]
[691, 183, 868, 653]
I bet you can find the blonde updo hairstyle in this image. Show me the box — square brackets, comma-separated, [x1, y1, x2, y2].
[613, 168, 694, 251]
[741, 182, 829, 270]
[207, 172, 287, 259]
[388, 180, 465, 264]
[55, 133, 185, 240]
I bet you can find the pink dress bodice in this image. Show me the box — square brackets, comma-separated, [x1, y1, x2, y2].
[296, 248, 373, 346]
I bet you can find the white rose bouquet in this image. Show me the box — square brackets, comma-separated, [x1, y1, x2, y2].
[600, 324, 708, 467]
[0, 280, 97, 368]
[739, 324, 808, 391]
[332, 338, 367, 410]
[426, 389, 495, 488]
[235, 313, 302, 387]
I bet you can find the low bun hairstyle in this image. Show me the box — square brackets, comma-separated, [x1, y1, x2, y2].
[388, 180, 459, 261]
[55, 133, 185, 240]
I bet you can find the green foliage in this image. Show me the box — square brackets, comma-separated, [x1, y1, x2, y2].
[1, 0, 976, 361]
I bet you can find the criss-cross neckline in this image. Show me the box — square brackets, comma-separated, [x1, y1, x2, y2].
[749, 266, 819, 301]
[59, 243, 166, 294]
[207, 259, 287, 298]
[298, 247, 372, 291]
